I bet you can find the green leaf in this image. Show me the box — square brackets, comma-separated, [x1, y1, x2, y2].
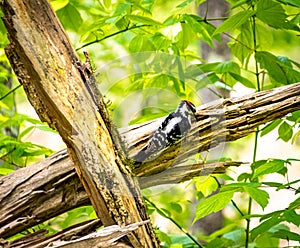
[115, 16, 130, 30]
[222, 182, 261, 193]
[156, 230, 172, 246]
[228, 72, 256, 88]
[286, 110, 300, 122]
[215, 61, 240, 74]
[163, 15, 181, 26]
[151, 33, 171, 51]
[175, 23, 196, 51]
[244, 187, 269, 210]
[195, 176, 219, 197]
[262, 181, 282, 188]
[255, 231, 280, 248]
[198, 62, 221, 72]
[256, 0, 287, 29]
[260, 119, 282, 137]
[170, 202, 182, 213]
[127, 15, 162, 26]
[36, 125, 58, 134]
[288, 197, 300, 210]
[129, 35, 144, 53]
[56, 3, 82, 31]
[214, 10, 255, 35]
[251, 214, 281, 239]
[278, 0, 300, 7]
[237, 172, 251, 181]
[113, 2, 132, 16]
[196, 73, 220, 90]
[255, 51, 291, 84]
[215, 61, 241, 86]
[284, 209, 300, 226]
[18, 126, 35, 140]
[0, 167, 14, 175]
[278, 121, 293, 142]
[231, 0, 249, 9]
[272, 229, 300, 241]
[194, 190, 234, 221]
[176, 0, 195, 8]
[182, 14, 213, 46]
[228, 22, 253, 64]
[252, 159, 286, 179]
[50, 0, 69, 11]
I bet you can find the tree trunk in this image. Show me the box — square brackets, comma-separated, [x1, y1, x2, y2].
[1, 0, 158, 247]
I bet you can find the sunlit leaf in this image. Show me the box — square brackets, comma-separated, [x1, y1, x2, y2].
[50, 0, 69, 11]
[260, 119, 282, 137]
[257, 0, 287, 29]
[170, 202, 182, 213]
[288, 197, 300, 210]
[278, 0, 300, 7]
[195, 176, 219, 197]
[56, 3, 82, 31]
[128, 15, 162, 26]
[0, 167, 14, 175]
[129, 35, 144, 53]
[252, 159, 286, 179]
[194, 190, 234, 221]
[214, 10, 254, 34]
[244, 186, 269, 210]
[272, 229, 300, 241]
[251, 214, 281, 239]
[182, 14, 213, 46]
[255, 51, 293, 84]
[176, 0, 195, 8]
[278, 121, 293, 142]
[228, 72, 256, 88]
[228, 22, 253, 64]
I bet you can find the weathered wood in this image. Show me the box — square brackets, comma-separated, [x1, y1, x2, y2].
[48, 221, 150, 248]
[0, 220, 149, 248]
[1, 81, 300, 239]
[0, 147, 238, 238]
[0, 219, 102, 248]
[0, 0, 158, 247]
[129, 81, 300, 176]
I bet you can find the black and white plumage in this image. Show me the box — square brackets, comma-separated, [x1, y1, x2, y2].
[134, 100, 196, 162]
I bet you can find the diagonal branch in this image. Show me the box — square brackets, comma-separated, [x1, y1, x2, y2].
[1, 81, 300, 239]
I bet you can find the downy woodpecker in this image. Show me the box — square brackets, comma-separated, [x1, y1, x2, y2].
[134, 100, 196, 162]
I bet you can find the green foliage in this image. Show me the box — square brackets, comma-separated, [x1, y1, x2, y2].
[1, 0, 300, 246]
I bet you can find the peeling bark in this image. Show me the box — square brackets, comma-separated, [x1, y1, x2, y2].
[0, 0, 158, 247]
[1, 81, 300, 239]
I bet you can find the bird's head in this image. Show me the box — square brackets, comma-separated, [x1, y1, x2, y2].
[176, 100, 196, 116]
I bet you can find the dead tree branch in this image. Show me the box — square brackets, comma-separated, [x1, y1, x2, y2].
[1, 81, 300, 239]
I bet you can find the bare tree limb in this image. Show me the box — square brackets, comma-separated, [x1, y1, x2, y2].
[1, 81, 300, 239]
[1, 220, 149, 248]
[48, 221, 150, 248]
[0, 148, 240, 238]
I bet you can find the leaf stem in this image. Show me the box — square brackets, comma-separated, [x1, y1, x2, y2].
[144, 196, 204, 248]
[76, 24, 151, 51]
[76, 17, 228, 51]
[245, 6, 261, 247]
[231, 200, 244, 217]
[0, 84, 22, 101]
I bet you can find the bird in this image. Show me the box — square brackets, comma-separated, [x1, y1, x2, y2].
[133, 100, 196, 163]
